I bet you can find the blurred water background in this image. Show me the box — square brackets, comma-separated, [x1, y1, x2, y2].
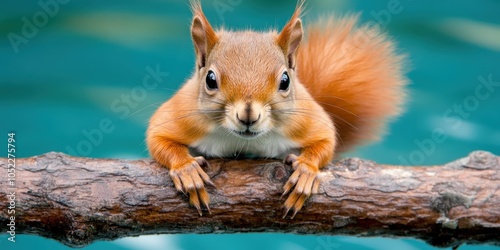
[1, 0, 499, 249]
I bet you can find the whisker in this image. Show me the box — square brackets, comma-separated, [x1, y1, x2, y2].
[158, 88, 227, 106]
[268, 97, 359, 118]
[234, 137, 244, 159]
[274, 110, 338, 132]
[271, 110, 347, 150]
[303, 94, 355, 104]
[266, 94, 353, 105]
[272, 107, 358, 131]
[148, 111, 225, 131]
[155, 109, 226, 114]
[244, 138, 251, 156]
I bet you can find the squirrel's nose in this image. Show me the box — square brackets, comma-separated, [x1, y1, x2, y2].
[236, 113, 260, 126]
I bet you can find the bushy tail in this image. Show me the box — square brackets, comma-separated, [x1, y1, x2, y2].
[297, 15, 408, 152]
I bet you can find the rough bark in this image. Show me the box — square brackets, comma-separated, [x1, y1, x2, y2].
[0, 151, 499, 248]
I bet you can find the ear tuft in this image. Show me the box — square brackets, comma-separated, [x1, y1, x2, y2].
[276, 3, 304, 69]
[190, 1, 218, 69]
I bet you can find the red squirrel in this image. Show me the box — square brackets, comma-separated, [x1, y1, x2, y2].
[147, 1, 407, 218]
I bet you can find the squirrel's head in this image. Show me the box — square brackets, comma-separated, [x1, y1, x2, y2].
[190, 1, 303, 139]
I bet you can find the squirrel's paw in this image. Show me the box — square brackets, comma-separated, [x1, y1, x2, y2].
[169, 156, 215, 216]
[282, 154, 320, 219]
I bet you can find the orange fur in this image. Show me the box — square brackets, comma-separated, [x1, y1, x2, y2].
[147, 81, 212, 168]
[146, 1, 407, 217]
[297, 15, 407, 152]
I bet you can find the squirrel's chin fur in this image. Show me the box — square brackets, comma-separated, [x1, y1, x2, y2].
[190, 127, 300, 159]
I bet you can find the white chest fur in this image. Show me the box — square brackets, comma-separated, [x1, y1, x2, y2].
[190, 128, 300, 159]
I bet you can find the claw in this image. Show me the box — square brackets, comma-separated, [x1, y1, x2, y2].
[282, 181, 293, 197]
[195, 158, 216, 188]
[281, 188, 291, 198]
[170, 173, 186, 195]
[284, 154, 298, 165]
[293, 194, 307, 214]
[312, 178, 320, 194]
[282, 207, 291, 219]
[169, 157, 214, 216]
[188, 188, 202, 216]
[198, 187, 211, 214]
[206, 180, 216, 188]
[283, 192, 299, 217]
[281, 154, 321, 219]
[282, 170, 299, 197]
[194, 156, 208, 166]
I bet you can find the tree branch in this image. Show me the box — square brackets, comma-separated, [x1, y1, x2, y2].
[1, 151, 499, 248]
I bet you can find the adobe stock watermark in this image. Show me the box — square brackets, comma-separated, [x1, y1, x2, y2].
[212, 0, 243, 22]
[6, 132, 17, 243]
[65, 65, 169, 156]
[7, 0, 70, 54]
[337, 0, 411, 58]
[399, 74, 499, 165]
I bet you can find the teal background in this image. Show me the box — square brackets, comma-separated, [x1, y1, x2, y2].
[1, 0, 499, 249]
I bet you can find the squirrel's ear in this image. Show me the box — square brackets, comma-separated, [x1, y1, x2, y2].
[190, 1, 218, 69]
[277, 5, 303, 69]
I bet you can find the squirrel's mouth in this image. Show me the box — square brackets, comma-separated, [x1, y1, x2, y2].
[232, 129, 261, 139]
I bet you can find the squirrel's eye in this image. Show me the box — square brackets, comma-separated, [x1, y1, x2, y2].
[206, 70, 218, 90]
[279, 71, 290, 91]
